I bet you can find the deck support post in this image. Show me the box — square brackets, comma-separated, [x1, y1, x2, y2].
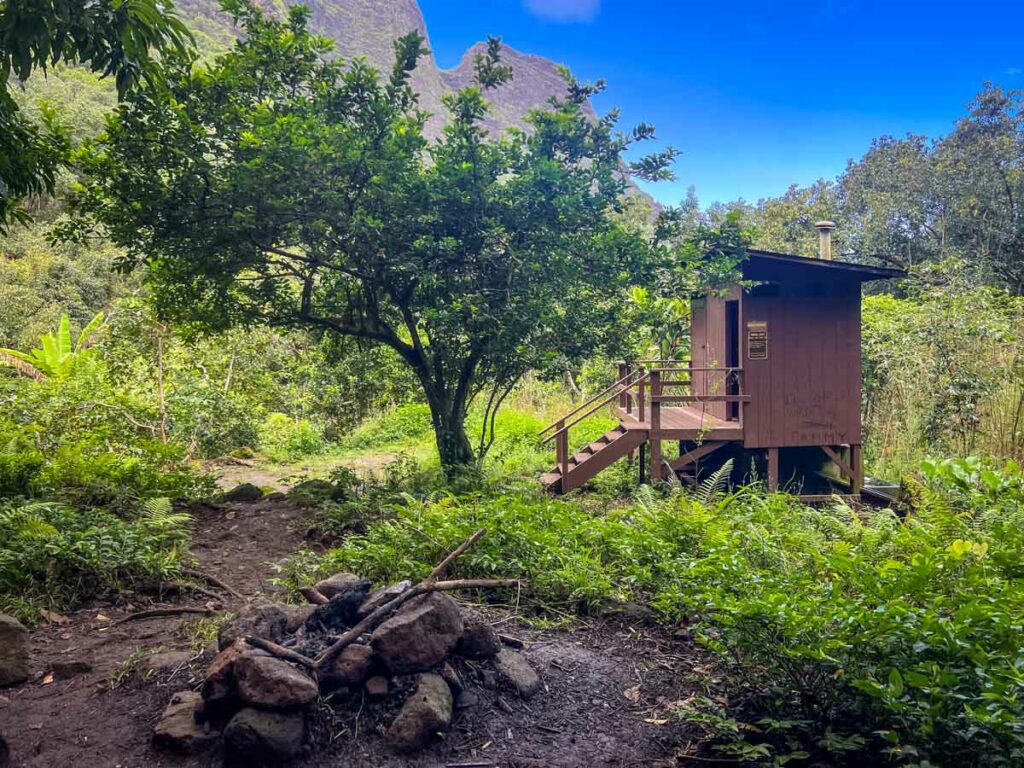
[638, 442, 648, 483]
[766, 447, 779, 491]
[649, 370, 662, 482]
[850, 444, 863, 495]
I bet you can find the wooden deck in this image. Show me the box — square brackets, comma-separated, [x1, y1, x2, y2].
[616, 405, 744, 441]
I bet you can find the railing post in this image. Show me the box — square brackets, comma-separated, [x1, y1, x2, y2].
[638, 376, 645, 423]
[556, 420, 569, 479]
[649, 369, 661, 482]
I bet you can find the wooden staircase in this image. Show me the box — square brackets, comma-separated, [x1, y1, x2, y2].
[540, 361, 748, 494]
[540, 425, 646, 493]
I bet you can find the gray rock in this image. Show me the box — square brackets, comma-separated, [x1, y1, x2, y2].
[152, 691, 219, 754]
[141, 651, 192, 677]
[371, 592, 463, 675]
[218, 603, 288, 650]
[221, 482, 264, 502]
[455, 613, 501, 659]
[454, 690, 479, 710]
[287, 478, 335, 504]
[320, 643, 374, 691]
[224, 708, 305, 761]
[314, 572, 363, 599]
[439, 662, 462, 695]
[279, 604, 316, 634]
[50, 659, 93, 680]
[358, 580, 412, 618]
[0, 615, 29, 687]
[202, 639, 247, 708]
[495, 649, 542, 699]
[236, 654, 317, 709]
[386, 673, 452, 752]
[365, 675, 389, 701]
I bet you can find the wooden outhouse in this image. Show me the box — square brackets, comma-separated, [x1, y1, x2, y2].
[541, 225, 905, 498]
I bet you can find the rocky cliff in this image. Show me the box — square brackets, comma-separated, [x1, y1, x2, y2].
[178, 0, 585, 137]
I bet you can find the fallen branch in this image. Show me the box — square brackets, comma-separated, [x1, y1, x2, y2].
[161, 581, 224, 603]
[183, 568, 244, 600]
[298, 586, 329, 605]
[109, 607, 212, 626]
[314, 529, 508, 670]
[432, 579, 521, 591]
[244, 636, 317, 670]
[427, 528, 487, 583]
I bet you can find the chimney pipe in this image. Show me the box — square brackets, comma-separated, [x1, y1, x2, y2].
[814, 220, 836, 260]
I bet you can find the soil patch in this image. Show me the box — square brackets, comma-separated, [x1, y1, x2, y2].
[0, 495, 713, 767]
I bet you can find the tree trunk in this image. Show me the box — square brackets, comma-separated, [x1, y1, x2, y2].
[425, 393, 475, 470]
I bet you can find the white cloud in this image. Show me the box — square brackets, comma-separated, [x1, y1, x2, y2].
[523, 0, 601, 23]
[1007, 66, 1022, 76]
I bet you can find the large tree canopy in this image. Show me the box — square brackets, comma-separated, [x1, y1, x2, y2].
[0, 0, 193, 230]
[73, 0, 678, 468]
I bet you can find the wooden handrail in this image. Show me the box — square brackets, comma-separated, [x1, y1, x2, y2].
[543, 370, 650, 444]
[539, 368, 646, 436]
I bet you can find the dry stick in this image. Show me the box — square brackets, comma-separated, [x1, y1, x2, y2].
[183, 568, 245, 600]
[164, 582, 223, 603]
[426, 528, 487, 583]
[313, 528, 491, 670]
[432, 579, 521, 591]
[298, 586, 330, 605]
[312, 577, 520, 670]
[244, 636, 317, 670]
[108, 607, 213, 626]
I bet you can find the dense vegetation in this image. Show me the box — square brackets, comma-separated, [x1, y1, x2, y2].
[1, 1, 1023, 765]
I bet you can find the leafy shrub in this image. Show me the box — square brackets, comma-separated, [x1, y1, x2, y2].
[258, 412, 326, 461]
[282, 465, 1024, 766]
[339, 403, 433, 451]
[0, 450, 44, 497]
[0, 498, 192, 621]
[29, 439, 214, 508]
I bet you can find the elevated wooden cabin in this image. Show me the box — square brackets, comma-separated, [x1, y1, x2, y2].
[541, 224, 905, 499]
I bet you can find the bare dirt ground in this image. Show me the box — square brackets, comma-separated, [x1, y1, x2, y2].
[0, 493, 714, 767]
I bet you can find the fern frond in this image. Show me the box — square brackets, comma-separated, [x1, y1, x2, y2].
[695, 459, 734, 505]
[141, 497, 192, 532]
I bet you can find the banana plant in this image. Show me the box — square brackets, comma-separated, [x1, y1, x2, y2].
[0, 312, 105, 378]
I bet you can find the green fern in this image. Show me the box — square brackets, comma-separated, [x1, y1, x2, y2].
[695, 459, 734, 505]
[140, 497, 192, 535]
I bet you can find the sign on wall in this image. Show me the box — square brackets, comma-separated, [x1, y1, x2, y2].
[747, 321, 768, 360]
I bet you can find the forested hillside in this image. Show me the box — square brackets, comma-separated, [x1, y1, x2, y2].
[1, 1, 1023, 766]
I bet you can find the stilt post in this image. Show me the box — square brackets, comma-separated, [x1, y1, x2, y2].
[767, 447, 779, 491]
[649, 369, 662, 482]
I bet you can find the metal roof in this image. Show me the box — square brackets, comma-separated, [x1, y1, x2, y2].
[740, 249, 906, 282]
[741, 249, 909, 282]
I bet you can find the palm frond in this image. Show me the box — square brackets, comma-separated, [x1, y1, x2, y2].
[0, 350, 44, 379]
[75, 311, 106, 352]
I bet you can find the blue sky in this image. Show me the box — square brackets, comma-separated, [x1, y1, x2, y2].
[418, 0, 1023, 207]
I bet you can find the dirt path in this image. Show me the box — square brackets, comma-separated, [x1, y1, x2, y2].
[0, 496, 711, 767]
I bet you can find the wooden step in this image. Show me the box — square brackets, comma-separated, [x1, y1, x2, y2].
[540, 472, 562, 492]
[570, 435, 626, 466]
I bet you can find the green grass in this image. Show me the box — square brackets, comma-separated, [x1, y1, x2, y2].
[275, 455, 1024, 768]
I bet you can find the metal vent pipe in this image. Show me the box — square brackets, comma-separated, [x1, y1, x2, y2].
[814, 220, 836, 260]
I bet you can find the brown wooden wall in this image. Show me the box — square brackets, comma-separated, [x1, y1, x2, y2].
[690, 290, 733, 421]
[740, 281, 862, 449]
